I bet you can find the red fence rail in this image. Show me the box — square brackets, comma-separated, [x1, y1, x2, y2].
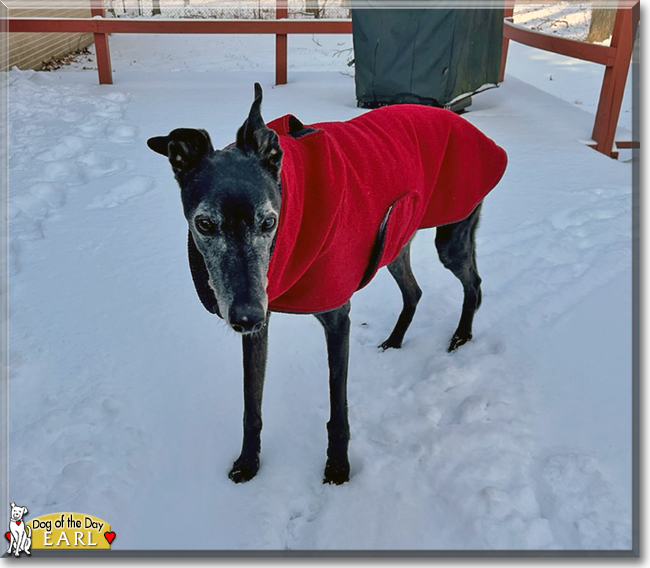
[6, 16, 353, 35]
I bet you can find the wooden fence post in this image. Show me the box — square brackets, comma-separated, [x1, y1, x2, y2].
[276, 0, 288, 85]
[591, 0, 639, 156]
[90, 0, 113, 84]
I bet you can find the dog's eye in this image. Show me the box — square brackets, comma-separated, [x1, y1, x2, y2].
[261, 216, 277, 232]
[195, 217, 216, 235]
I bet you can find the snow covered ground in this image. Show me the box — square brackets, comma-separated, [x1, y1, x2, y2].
[6, 18, 636, 554]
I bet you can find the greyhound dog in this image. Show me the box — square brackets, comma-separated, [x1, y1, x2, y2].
[148, 84, 506, 485]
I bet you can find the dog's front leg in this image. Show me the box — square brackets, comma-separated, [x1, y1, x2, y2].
[229, 314, 270, 483]
[18, 533, 25, 554]
[315, 301, 351, 485]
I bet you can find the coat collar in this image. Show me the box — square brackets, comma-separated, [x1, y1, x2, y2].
[265, 115, 346, 309]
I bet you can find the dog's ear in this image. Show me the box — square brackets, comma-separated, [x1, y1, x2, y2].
[147, 128, 213, 176]
[10, 502, 14, 508]
[236, 83, 282, 178]
[21, 507, 27, 516]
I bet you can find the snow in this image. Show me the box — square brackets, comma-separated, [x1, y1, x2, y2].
[6, 17, 635, 554]
[513, 1, 593, 41]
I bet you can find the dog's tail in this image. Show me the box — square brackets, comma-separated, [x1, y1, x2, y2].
[25, 525, 31, 537]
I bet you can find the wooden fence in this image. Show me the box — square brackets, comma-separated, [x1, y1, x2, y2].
[7, 0, 352, 86]
[501, 0, 639, 157]
[7, 0, 639, 157]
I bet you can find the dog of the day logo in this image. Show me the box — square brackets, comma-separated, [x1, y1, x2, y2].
[6, 503, 115, 555]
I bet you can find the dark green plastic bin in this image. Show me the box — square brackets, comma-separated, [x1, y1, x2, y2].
[352, 7, 504, 110]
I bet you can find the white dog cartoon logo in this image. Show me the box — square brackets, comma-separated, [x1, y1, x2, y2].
[7, 502, 31, 556]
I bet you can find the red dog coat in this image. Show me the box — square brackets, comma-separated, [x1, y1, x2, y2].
[263, 104, 507, 314]
[189, 104, 507, 315]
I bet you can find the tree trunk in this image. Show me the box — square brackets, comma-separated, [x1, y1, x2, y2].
[587, 6, 617, 43]
[305, 0, 319, 18]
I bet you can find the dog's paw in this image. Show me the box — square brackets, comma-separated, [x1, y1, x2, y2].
[323, 458, 350, 485]
[228, 457, 259, 484]
[379, 338, 402, 351]
[448, 331, 472, 352]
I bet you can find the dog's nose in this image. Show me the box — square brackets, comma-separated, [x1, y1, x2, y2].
[229, 304, 266, 334]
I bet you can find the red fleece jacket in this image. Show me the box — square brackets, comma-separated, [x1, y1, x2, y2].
[260, 104, 507, 314]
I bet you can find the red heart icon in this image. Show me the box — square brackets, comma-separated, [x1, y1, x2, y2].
[4, 531, 9, 541]
[16, 521, 20, 526]
[104, 531, 116, 544]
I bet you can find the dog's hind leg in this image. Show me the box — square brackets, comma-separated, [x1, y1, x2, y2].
[435, 203, 483, 352]
[315, 301, 351, 485]
[379, 239, 422, 350]
[229, 313, 271, 483]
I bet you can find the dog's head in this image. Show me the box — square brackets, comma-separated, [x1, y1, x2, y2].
[9, 503, 27, 522]
[148, 83, 282, 334]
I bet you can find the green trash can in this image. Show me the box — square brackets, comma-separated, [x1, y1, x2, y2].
[352, 7, 504, 110]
